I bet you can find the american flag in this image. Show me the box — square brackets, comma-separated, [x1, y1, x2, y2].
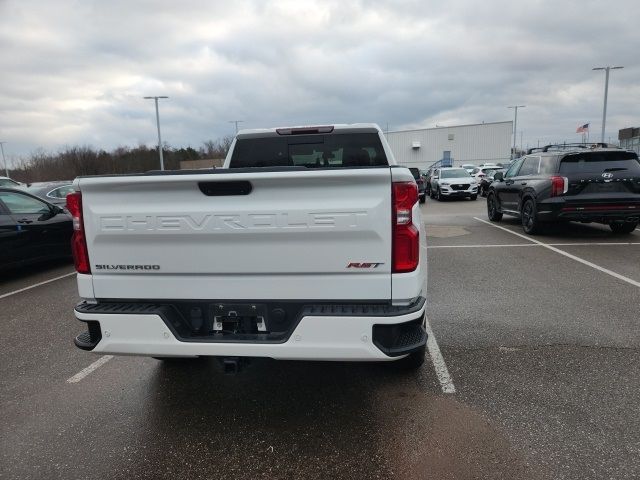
[576, 123, 589, 133]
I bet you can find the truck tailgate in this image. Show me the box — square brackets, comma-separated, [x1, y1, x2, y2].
[79, 168, 392, 300]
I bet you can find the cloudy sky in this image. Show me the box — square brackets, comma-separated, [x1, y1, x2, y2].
[0, 0, 637, 162]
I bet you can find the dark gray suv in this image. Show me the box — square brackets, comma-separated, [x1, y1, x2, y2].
[486, 144, 640, 234]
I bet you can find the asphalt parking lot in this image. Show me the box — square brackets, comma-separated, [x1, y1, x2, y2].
[1, 197, 639, 480]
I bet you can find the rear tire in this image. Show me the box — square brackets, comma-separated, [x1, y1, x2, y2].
[521, 198, 542, 235]
[419, 195, 425, 204]
[436, 187, 443, 201]
[470, 194, 477, 201]
[487, 193, 503, 221]
[393, 345, 426, 370]
[610, 222, 638, 234]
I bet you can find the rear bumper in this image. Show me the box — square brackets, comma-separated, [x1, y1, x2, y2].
[73, 300, 427, 361]
[537, 198, 640, 223]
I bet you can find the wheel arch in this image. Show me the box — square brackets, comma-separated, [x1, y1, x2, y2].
[518, 189, 537, 212]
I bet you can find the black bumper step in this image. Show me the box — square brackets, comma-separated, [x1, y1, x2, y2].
[372, 316, 427, 357]
[73, 321, 102, 351]
[75, 297, 426, 318]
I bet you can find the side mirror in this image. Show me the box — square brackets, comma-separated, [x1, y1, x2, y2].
[493, 171, 504, 181]
[50, 205, 64, 216]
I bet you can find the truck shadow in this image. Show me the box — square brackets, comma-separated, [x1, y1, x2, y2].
[127, 358, 404, 480]
[118, 358, 541, 480]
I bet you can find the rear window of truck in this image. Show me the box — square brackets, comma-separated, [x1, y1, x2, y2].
[229, 133, 388, 168]
[559, 151, 640, 174]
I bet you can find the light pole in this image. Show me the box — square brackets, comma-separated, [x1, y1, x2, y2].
[143, 96, 169, 170]
[229, 120, 244, 134]
[520, 131, 523, 152]
[0, 142, 8, 177]
[593, 66, 623, 143]
[508, 105, 525, 159]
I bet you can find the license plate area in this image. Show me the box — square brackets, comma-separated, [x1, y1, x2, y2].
[212, 304, 268, 334]
[582, 182, 627, 193]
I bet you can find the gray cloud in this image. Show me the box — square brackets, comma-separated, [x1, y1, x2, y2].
[0, 0, 637, 163]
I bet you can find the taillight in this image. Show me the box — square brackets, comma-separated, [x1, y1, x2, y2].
[276, 126, 334, 135]
[66, 192, 90, 274]
[550, 176, 568, 197]
[392, 182, 419, 273]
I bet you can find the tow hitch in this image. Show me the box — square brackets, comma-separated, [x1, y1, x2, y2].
[212, 304, 268, 334]
[220, 356, 250, 375]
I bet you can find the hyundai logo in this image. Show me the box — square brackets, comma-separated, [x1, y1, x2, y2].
[602, 173, 613, 179]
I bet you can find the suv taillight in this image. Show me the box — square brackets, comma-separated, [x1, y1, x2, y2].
[550, 176, 568, 197]
[66, 192, 90, 274]
[392, 182, 419, 273]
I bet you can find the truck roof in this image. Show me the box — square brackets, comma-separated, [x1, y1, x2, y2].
[236, 123, 382, 139]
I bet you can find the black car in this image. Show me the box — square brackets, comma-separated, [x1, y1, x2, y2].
[478, 168, 506, 197]
[408, 167, 426, 203]
[422, 168, 434, 195]
[486, 144, 640, 234]
[0, 188, 73, 270]
[22, 182, 75, 207]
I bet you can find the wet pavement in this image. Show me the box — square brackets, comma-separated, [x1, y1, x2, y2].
[1, 197, 638, 479]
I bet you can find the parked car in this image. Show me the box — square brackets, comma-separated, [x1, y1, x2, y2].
[409, 167, 426, 203]
[68, 123, 428, 370]
[478, 168, 506, 197]
[470, 167, 504, 190]
[0, 187, 72, 270]
[470, 166, 497, 180]
[478, 162, 501, 169]
[461, 164, 476, 174]
[422, 168, 434, 195]
[487, 144, 640, 234]
[23, 182, 75, 207]
[429, 167, 478, 201]
[0, 176, 22, 188]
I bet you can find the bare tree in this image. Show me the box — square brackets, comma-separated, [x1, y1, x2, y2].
[8, 136, 233, 182]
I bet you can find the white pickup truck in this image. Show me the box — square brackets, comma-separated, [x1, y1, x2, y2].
[69, 124, 427, 371]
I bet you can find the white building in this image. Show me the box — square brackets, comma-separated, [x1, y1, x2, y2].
[385, 121, 513, 169]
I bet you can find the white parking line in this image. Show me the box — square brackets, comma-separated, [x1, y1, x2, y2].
[424, 316, 456, 394]
[428, 243, 536, 249]
[474, 217, 640, 288]
[428, 242, 640, 249]
[0, 272, 76, 300]
[66, 355, 114, 383]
